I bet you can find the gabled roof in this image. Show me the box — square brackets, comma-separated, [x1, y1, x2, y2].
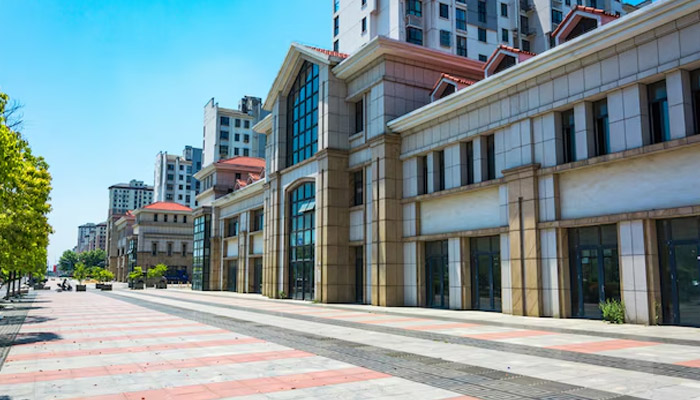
[142, 202, 192, 212]
[430, 73, 477, 101]
[552, 5, 620, 45]
[217, 156, 266, 169]
[484, 45, 537, 78]
[263, 43, 347, 111]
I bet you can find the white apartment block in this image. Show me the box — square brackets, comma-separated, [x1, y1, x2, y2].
[108, 179, 154, 216]
[202, 97, 268, 166]
[76, 223, 96, 253]
[154, 146, 203, 208]
[333, 0, 630, 61]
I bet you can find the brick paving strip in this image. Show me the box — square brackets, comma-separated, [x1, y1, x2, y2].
[0, 294, 36, 370]
[132, 290, 700, 382]
[104, 291, 644, 400]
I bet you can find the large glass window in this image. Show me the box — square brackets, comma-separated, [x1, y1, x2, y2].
[486, 134, 496, 180]
[439, 3, 449, 19]
[289, 182, 315, 300]
[287, 61, 319, 167]
[456, 8, 466, 30]
[471, 236, 501, 312]
[477, 1, 486, 23]
[333, 16, 339, 36]
[649, 80, 670, 144]
[425, 240, 449, 308]
[456, 35, 467, 57]
[561, 109, 576, 164]
[440, 30, 451, 47]
[406, 0, 422, 16]
[593, 99, 610, 156]
[355, 98, 364, 133]
[691, 69, 700, 134]
[251, 209, 264, 232]
[464, 140, 474, 185]
[192, 214, 211, 291]
[352, 170, 363, 206]
[406, 27, 423, 45]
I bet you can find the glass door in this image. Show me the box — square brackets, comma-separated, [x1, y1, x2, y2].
[471, 236, 501, 312]
[252, 258, 262, 294]
[226, 260, 238, 292]
[658, 217, 700, 327]
[425, 240, 449, 309]
[289, 183, 315, 300]
[569, 225, 620, 319]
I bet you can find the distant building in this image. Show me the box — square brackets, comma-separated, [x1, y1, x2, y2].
[128, 202, 194, 282]
[76, 223, 96, 253]
[114, 212, 136, 282]
[87, 222, 107, 251]
[154, 146, 203, 209]
[202, 96, 268, 166]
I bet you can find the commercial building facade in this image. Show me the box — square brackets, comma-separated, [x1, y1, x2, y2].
[154, 146, 203, 208]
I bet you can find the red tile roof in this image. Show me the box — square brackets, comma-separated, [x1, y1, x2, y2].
[217, 156, 266, 169]
[235, 179, 248, 188]
[142, 202, 192, 212]
[551, 5, 620, 37]
[484, 44, 537, 70]
[431, 73, 477, 92]
[305, 46, 349, 59]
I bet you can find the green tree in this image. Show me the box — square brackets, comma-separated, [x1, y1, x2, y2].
[58, 250, 79, 274]
[78, 249, 106, 268]
[128, 266, 144, 282]
[147, 263, 168, 280]
[0, 91, 52, 297]
[73, 262, 89, 284]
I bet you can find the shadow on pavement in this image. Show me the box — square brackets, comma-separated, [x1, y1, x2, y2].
[1, 315, 55, 325]
[11, 332, 62, 346]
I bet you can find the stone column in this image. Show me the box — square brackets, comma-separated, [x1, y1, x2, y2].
[666, 70, 694, 140]
[370, 134, 404, 306]
[619, 220, 651, 324]
[504, 164, 542, 317]
[574, 102, 594, 160]
[448, 237, 463, 310]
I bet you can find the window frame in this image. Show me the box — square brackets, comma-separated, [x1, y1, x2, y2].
[561, 109, 576, 164]
[406, 27, 423, 45]
[439, 3, 449, 19]
[456, 7, 467, 31]
[648, 80, 670, 144]
[286, 61, 320, 167]
[593, 99, 610, 157]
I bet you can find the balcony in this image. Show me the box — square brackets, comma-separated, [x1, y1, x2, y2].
[520, 0, 533, 13]
[405, 14, 423, 29]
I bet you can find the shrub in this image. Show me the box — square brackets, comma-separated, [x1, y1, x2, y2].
[100, 270, 115, 282]
[278, 291, 287, 299]
[600, 299, 625, 324]
[128, 266, 144, 282]
[147, 264, 168, 280]
[73, 263, 89, 284]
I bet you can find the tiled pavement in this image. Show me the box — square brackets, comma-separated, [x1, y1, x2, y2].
[0, 287, 698, 399]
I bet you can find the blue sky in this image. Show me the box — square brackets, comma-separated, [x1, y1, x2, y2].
[0, 1, 330, 264]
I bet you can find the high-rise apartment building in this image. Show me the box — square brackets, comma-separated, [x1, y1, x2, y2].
[154, 146, 203, 208]
[202, 96, 268, 166]
[87, 222, 107, 251]
[76, 223, 96, 253]
[332, 0, 629, 60]
[108, 180, 154, 216]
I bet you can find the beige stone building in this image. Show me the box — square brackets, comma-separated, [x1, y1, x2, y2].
[196, 0, 700, 327]
[128, 202, 194, 282]
[114, 211, 135, 282]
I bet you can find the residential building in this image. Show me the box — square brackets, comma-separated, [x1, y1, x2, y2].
[127, 202, 194, 281]
[332, 0, 630, 61]
[154, 146, 203, 209]
[106, 179, 154, 277]
[76, 223, 96, 253]
[191, 156, 265, 290]
[202, 97, 268, 166]
[86, 222, 107, 252]
[214, 0, 700, 328]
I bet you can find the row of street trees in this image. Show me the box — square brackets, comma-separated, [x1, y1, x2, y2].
[0, 91, 53, 298]
[58, 248, 106, 275]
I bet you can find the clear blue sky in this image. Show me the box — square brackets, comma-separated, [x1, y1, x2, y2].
[0, 1, 330, 265]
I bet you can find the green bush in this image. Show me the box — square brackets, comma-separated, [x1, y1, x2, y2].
[147, 264, 168, 280]
[73, 263, 89, 284]
[128, 266, 144, 282]
[100, 270, 114, 283]
[600, 299, 625, 324]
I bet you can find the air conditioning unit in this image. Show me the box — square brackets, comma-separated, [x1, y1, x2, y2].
[405, 14, 423, 29]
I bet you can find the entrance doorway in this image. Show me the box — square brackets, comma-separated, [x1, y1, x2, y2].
[252, 258, 262, 294]
[471, 236, 501, 312]
[425, 240, 449, 308]
[569, 224, 620, 319]
[289, 182, 315, 300]
[658, 217, 700, 327]
[226, 260, 237, 292]
[353, 246, 364, 303]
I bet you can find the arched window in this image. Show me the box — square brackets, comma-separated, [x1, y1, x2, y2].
[289, 182, 315, 300]
[287, 61, 319, 167]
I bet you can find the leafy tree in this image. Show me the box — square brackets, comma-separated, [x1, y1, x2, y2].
[58, 250, 79, 274]
[128, 266, 144, 282]
[78, 249, 106, 268]
[73, 262, 89, 284]
[100, 270, 114, 282]
[0, 91, 52, 297]
[147, 263, 168, 280]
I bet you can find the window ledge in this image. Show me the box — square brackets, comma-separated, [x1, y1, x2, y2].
[401, 177, 504, 204]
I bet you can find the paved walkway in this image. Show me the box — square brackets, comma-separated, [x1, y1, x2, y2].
[1, 286, 699, 399]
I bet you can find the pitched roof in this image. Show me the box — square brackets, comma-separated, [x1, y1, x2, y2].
[305, 46, 349, 59]
[216, 156, 266, 169]
[142, 202, 192, 212]
[431, 73, 477, 92]
[551, 5, 621, 38]
[484, 45, 537, 71]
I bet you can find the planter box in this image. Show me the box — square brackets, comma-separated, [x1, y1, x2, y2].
[76, 285, 87, 292]
[156, 282, 167, 289]
[95, 283, 103, 289]
[33, 284, 45, 290]
[132, 282, 145, 290]
[101, 284, 112, 291]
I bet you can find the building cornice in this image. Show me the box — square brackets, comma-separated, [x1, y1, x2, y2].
[333, 36, 484, 81]
[387, 0, 699, 134]
[253, 113, 273, 135]
[211, 180, 265, 208]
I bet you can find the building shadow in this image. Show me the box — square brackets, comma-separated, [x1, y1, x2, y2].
[11, 332, 62, 346]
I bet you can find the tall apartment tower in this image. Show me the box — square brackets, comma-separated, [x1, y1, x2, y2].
[202, 97, 269, 167]
[333, 0, 628, 60]
[154, 146, 203, 208]
[108, 180, 154, 216]
[76, 223, 97, 253]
